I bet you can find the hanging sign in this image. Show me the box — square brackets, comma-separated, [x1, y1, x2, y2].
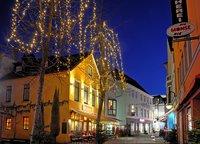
[166, 22, 195, 37]
[170, 0, 188, 24]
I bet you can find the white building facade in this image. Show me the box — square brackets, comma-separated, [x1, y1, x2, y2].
[152, 95, 167, 132]
[105, 74, 154, 135]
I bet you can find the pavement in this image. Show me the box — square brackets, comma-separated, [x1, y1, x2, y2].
[104, 134, 169, 144]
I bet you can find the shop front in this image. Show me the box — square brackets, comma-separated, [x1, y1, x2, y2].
[69, 110, 96, 135]
[126, 118, 152, 135]
[177, 76, 200, 144]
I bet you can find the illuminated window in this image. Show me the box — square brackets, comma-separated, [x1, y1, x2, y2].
[6, 86, 12, 102]
[187, 107, 192, 131]
[84, 86, 88, 104]
[6, 118, 12, 130]
[23, 84, 30, 101]
[108, 99, 117, 116]
[92, 90, 96, 107]
[130, 105, 135, 116]
[23, 116, 29, 130]
[74, 81, 80, 101]
[88, 65, 92, 78]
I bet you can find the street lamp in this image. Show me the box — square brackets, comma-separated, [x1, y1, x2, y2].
[166, 104, 172, 110]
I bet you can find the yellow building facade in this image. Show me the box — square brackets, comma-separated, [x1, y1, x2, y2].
[167, 0, 200, 143]
[0, 52, 103, 143]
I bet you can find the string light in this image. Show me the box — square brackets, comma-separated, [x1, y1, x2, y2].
[7, 0, 125, 91]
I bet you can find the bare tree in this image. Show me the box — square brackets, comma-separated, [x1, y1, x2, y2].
[7, 0, 125, 143]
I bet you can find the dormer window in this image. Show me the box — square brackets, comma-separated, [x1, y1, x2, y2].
[23, 84, 30, 101]
[16, 66, 22, 72]
[6, 86, 12, 102]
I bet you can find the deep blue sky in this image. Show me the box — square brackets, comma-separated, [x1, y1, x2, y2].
[0, 0, 172, 95]
[104, 0, 172, 95]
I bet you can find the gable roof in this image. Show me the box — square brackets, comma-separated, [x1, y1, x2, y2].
[113, 69, 148, 94]
[0, 51, 91, 81]
[124, 73, 148, 94]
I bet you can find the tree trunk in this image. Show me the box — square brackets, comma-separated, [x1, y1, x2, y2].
[96, 85, 105, 133]
[96, 17, 108, 143]
[30, 0, 54, 143]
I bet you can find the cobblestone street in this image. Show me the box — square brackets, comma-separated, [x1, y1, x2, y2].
[104, 134, 169, 144]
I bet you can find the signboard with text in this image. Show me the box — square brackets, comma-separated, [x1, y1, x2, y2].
[170, 0, 188, 24]
[167, 22, 195, 37]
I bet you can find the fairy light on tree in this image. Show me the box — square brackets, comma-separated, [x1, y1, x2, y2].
[7, 0, 125, 143]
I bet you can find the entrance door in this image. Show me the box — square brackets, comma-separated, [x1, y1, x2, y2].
[131, 123, 135, 135]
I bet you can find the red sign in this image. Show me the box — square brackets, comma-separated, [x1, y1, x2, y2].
[167, 22, 195, 37]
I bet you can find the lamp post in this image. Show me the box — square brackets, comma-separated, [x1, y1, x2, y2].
[166, 104, 172, 110]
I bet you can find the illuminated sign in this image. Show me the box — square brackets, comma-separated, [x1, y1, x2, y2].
[167, 22, 195, 37]
[139, 119, 145, 122]
[82, 105, 92, 113]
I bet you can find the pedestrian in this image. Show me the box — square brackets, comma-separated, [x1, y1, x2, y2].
[115, 127, 119, 139]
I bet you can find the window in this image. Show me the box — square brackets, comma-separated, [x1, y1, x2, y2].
[92, 90, 96, 107]
[181, 55, 185, 82]
[168, 87, 172, 103]
[108, 99, 117, 116]
[188, 40, 192, 65]
[84, 86, 88, 104]
[147, 110, 149, 118]
[141, 108, 143, 117]
[187, 107, 192, 131]
[88, 65, 92, 78]
[74, 81, 80, 101]
[132, 92, 134, 98]
[23, 116, 29, 130]
[23, 84, 30, 101]
[183, 42, 188, 73]
[6, 86, 12, 102]
[136, 107, 138, 116]
[6, 118, 12, 130]
[130, 105, 135, 116]
[144, 109, 146, 118]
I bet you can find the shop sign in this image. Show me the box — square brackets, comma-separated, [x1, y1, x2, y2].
[82, 104, 92, 113]
[170, 0, 188, 24]
[139, 119, 145, 122]
[167, 22, 195, 37]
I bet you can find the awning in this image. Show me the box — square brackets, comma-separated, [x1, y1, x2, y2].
[70, 108, 121, 123]
[70, 108, 97, 120]
[102, 116, 122, 123]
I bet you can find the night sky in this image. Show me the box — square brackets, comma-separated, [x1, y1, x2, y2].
[0, 0, 172, 95]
